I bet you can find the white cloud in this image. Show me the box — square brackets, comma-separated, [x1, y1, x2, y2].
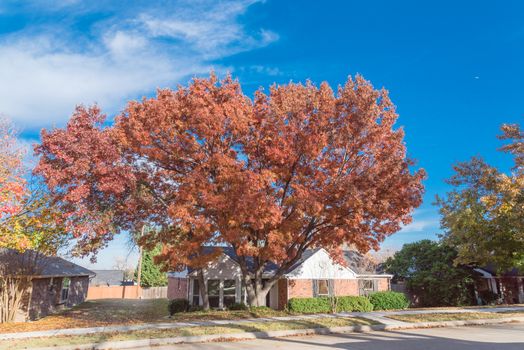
[0, 0, 278, 130]
[400, 218, 440, 233]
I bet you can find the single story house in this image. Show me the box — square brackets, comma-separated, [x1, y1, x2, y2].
[474, 266, 524, 304]
[168, 247, 392, 310]
[0, 249, 95, 322]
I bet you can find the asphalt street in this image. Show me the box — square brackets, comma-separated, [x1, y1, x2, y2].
[148, 323, 524, 350]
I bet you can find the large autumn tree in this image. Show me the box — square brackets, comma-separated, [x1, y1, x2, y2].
[36, 74, 425, 306]
[437, 124, 524, 273]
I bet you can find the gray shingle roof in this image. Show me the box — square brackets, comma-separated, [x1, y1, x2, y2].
[90, 270, 125, 286]
[0, 248, 95, 278]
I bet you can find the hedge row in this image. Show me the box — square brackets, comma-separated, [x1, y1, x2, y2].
[368, 291, 410, 310]
[288, 291, 409, 313]
[288, 296, 373, 313]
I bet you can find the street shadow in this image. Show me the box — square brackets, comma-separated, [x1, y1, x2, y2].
[258, 326, 524, 350]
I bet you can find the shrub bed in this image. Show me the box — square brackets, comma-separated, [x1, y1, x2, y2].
[368, 291, 409, 310]
[228, 302, 248, 311]
[168, 299, 189, 316]
[288, 296, 373, 313]
[337, 296, 373, 312]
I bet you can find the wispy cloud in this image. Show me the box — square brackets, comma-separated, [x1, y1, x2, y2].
[400, 218, 439, 233]
[0, 0, 278, 130]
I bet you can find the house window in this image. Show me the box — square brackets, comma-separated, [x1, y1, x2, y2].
[359, 279, 377, 296]
[60, 278, 71, 302]
[192, 280, 200, 306]
[313, 280, 332, 297]
[208, 279, 220, 308]
[223, 280, 236, 307]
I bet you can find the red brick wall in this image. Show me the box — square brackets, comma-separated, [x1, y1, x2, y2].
[277, 279, 288, 310]
[287, 279, 313, 298]
[377, 278, 390, 292]
[334, 279, 359, 296]
[167, 277, 189, 300]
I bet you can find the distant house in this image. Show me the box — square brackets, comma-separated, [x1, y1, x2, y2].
[0, 249, 95, 322]
[167, 247, 392, 310]
[90, 270, 127, 286]
[474, 266, 524, 304]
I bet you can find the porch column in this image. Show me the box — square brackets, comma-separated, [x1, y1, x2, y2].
[235, 277, 242, 303]
[518, 278, 524, 304]
[219, 279, 224, 309]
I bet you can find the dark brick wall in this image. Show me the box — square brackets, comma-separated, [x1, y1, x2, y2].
[28, 276, 89, 321]
[66, 276, 89, 307]
[167, 277, 189, 300]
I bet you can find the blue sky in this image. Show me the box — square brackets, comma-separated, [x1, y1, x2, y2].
[1, 0, 523, 268]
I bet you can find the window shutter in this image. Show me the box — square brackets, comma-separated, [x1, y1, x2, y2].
[313, 280, 318, 297]
[328, 280, 334, 296]
[373, 279, 378, 292]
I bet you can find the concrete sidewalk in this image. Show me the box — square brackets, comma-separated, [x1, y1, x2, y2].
[1, 305, 524, 341]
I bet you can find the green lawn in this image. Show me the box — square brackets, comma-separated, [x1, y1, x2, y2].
[388, 311, 524, 323]
[0, 316, 378, 350]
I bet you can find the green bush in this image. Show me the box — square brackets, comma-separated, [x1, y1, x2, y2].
[249, 306, 272, 312]
[478, 290, 499, 305]
[288, 296, 373, 313]
[337, 296, 373, 312]
[228, 302, 248, 311]
[188, 305, 204, 312]
[368, 291, 410, 310]
[168, 298, 189, 316]
[288, 297, 331, 313]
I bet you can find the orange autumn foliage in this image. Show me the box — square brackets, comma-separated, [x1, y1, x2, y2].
[35, 74, 425, 304]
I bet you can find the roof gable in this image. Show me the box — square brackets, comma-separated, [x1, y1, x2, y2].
[285, 248, 358, 279]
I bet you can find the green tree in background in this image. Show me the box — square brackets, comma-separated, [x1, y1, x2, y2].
[385, 240, 475, 307]
[136, 246, 167, 287]
[436, 123, 524, 273]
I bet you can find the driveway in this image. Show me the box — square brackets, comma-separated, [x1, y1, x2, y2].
[149, 323, 524, 350]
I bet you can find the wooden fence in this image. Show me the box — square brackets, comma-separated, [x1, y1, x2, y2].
[86, 286, 168, 300]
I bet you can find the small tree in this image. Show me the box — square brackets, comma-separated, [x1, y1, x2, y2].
[136, 246, 167, 287]
[385, 240, 475, 307]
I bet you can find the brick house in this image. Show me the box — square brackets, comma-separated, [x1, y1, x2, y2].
[473, 266, 524, 304]
[167, 247, 392, 310]
[0, 249, 95, 321]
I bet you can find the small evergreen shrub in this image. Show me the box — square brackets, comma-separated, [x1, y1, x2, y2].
[336, 296, 374, 312]
[478, 290, 499, 305]
[288, 296, 373, 313]
[288, 297, 331, 313]
[368, 291, 410, 310]
[188, 305, 204, 312]
[168, 298, 189, 316]
[249, 306, 272, 312]
[228, 302, 248, 311]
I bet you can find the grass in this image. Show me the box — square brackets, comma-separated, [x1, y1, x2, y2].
[388, 311, 524, 323]
[0, 316, 378, 350]
[0, 299, 292, 334]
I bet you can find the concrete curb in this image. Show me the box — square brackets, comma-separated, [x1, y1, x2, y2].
[29, 317, 524, 350]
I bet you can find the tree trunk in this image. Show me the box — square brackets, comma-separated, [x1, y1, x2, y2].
[0, 276, 31, 323]
[244, 276, 276, 307]
[197, 269, 210, 310]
